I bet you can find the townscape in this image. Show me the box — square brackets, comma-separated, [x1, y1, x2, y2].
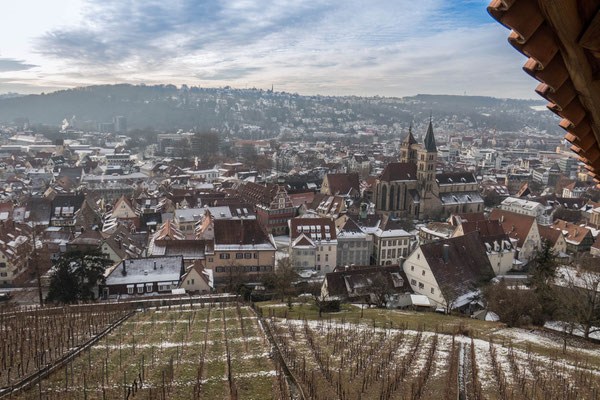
[1, 0, 600, 399]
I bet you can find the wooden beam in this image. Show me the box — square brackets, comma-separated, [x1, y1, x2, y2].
[538, 0, 600, 154]
[579, 9, 600, 52]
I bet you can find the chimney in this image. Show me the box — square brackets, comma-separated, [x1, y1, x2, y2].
[121, 261, 127, 276]
[153, 261, 157, 270]
[442, 244, 449, 264]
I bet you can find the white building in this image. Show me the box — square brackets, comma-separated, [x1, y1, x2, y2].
[500, 197, 550, 225]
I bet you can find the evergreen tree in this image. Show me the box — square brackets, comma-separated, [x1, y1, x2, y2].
[527, 240, 559, 324]
[46, 249, 111, 303]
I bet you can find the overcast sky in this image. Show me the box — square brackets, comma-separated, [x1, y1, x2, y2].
[0, 0, 537, 98]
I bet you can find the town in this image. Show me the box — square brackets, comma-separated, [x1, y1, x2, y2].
[1, 0, 600, 398]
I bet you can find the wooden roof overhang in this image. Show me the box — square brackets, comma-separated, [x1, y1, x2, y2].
[488, 0, 600, 185]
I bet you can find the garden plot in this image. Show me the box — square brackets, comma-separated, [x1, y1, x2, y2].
[8, 303, 286, 400]
[266, 316, 600, 400]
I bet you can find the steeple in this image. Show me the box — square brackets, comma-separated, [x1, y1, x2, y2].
[402, 123, 417, 146]
[423, 116, 437, 153]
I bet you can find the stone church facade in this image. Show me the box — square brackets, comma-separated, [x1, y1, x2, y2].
[373, 120, 483, 220]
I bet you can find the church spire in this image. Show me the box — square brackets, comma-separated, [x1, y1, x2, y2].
[402, 123, 417, 145]
[423, 115, 437, 153]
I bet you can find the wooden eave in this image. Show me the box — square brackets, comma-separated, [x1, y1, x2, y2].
[488, 0, 600, 185]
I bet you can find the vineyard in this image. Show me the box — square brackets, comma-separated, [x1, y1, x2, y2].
[1, 302, 287, 400]
[1, 300, 600, 399]
[261, 304, 600, 400]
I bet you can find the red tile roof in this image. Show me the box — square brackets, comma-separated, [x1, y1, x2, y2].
[488, 0, 600, 185]
[379, 163, 417, 182]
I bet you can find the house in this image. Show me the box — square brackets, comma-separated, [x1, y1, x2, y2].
[0, 226, 31, 286]
[238, 182, 294, 235]
[562, 181, 592, 199]
[418, 222, 454, 244]
[289, 216, 337, 275]
[348, 154, 371, 178]
[101, 256, 185, 298]
[537, 224, 568, 257]
[320, 173, 360, 196]
[372, 217, 413, 265]
[452, 219, 516, 275]
[551, 220, 595, 255]
[320, 265, 412, 303]
[402, 233, 495, 311]
[148, 220, 205, 265]
[500, 197, 550, 225]
[489, 209, 541, 261]
[197, 215, 276, 285]
[111, 195, 137, 219]
[50, 193, 85, 228]
[336, 217, 373, 267]
[179, 261, 213, 294]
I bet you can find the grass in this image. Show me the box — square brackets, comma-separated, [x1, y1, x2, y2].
[11, 303, 279, 400]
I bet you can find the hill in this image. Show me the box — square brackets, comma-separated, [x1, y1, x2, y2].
[0, 84, 558, 135]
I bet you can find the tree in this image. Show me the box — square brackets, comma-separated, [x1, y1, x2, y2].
[368, 273, 394, 308]
[46, 249, 111, 303]
[527, 240, 559, 325]
[483, 279, 542, 327]
[560, 255, 600, 340]
[483, 190, 501, 208]
[263, 257, 297, 301]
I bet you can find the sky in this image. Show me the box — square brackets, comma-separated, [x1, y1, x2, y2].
[0, 0, 536, 98]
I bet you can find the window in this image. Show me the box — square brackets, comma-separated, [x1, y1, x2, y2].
[325, 254, 329, 262]
[208, 258, 213, 262]
[0, 272, 6, 277]
[317, 254, 321, 262]
[410, 265, 414, 271]
[411, 279, 416, 285]
[0, 263, 5, 268]
[127, 286, 134, 295]
[418, 282, 424, 289]
[430, 288, 435, 294]
[421, 270, 425, 276]
[253, 253, 258, 259]
[146, 283, 152, 292]
[216, 267, 224, 272]
[191, 279, 195, 284]
[220, 253, 230, 259]
[137, 285, 144, 294]
[245, 253, 251, 259]
[236, 253, 243, 259]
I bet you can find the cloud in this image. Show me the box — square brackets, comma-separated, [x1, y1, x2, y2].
[25, 0, 534, 98]
[0, 58, 37, 72]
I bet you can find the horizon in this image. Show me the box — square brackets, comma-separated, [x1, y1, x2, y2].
[0, 83, 546, 102]
[0, 0, 537, 99]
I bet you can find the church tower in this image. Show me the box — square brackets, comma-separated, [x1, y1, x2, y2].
[400, 124, 418, 163]
[417, 117, 437, 203]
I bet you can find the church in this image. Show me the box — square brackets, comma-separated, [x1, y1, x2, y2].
[373, 119, 483, 220]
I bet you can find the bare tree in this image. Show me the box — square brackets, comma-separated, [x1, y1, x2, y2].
[560, 256, 600, 341]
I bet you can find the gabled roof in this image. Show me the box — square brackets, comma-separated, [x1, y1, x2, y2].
[324, 265, 412, 298]
[324, 173, 359, 195]
[155, 219, 185, 241]
[551, 219, 593, 246]
[419, 232, 494, 300]
[489, 209, 536, 248]
[538, 224, 563, 246]
[459, 219, 505, 238]
[213, 219, 271, 246]
[379, 162, 417, 182]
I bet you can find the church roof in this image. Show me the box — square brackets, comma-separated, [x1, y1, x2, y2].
[379, 163, 417, 182]
[423, 119, 437, 153]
